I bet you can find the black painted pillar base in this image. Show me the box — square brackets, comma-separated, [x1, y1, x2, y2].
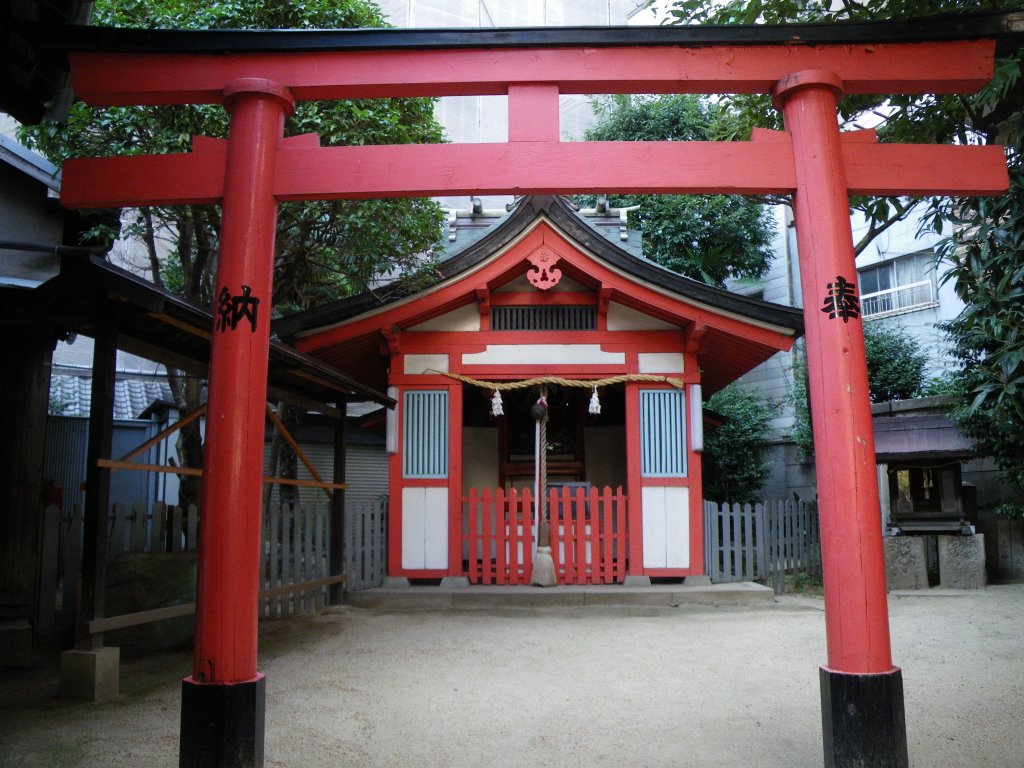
[820, 666, 908, 768]
[180, 674, 265, 768]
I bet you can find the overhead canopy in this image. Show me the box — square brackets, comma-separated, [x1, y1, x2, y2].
[872, 397, 975, 463]
[0, 253, 392, 410]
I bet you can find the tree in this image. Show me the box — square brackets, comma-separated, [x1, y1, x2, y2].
[658, 0, 1024, 513]
[702, 384, 776, 503]
[863, 323, 929, 404]
[21, 0, 448, 506]
[791, 324, 929, 458]
[580, 94, 776, 285]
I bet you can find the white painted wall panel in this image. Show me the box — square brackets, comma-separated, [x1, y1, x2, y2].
[403, 354, 450, 374]
[642, 486, 690, 569]
[607, 302, 679, 331]
[401, 486, 449, 570]
[409, 304, 480, 332]
[402, 487, 427, 569]
[462, 344, 624, 366]
[423, 486, 449, 569]
[664, 486, 690, 568]
[642, 486, 668, 569]
[638, 352, 684, 373]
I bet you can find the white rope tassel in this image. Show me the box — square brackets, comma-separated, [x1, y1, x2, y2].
[490, 389, 504, 417]
[588, 386, 601, 415]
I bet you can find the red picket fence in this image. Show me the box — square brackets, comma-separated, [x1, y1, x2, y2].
[463, 485, 628, 585]
[549, 485, 628, 585]
[465, 487, 535, 585]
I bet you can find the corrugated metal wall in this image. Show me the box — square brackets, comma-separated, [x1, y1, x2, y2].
[264, 440, 389, 508]
[43, 415, 88, 511]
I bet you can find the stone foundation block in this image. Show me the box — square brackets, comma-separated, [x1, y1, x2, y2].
[682, 574, 713, 587]
[623, 575, 652, 587]
[884, 536, 929, 590]
[938, 534, 986, 589]
[60, 646, 120, 701]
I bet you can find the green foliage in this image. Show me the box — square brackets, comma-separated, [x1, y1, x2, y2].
[790, 326, 928, 460]
[702, 384, 777, 503]
[19, 0, 447, 312]
[862, 323, 929, 403]
[790, 350, 814, 460]
[48, 392, 72, 416]
[579, 94, 776, 286]
[936, 158, 1024, 517]
[661, 0, 1024, 512]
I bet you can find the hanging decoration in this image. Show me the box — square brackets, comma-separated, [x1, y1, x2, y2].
[588, 386, 601, 415]
[429, 371, 685, 392]
[490, 389, 504, 417]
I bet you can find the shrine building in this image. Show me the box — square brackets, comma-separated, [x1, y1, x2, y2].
[277, 195, 803, 585]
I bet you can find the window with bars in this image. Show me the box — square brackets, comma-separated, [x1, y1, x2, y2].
[859, 251, 937, 318]
[402, 390, 449, 478]
[639, 389, 687, 478]
[491, 305, 596, 331]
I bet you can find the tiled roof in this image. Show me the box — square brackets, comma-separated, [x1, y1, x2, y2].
[50, 371, 173, 420]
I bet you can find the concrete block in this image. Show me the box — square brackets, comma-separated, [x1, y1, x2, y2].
[0, 620, 33, 668]
[440, 576, 470, 589]
[938, 534, 987, 589]
[60, 646, 120, 701]
[381, 577, 411, 588]
[683, 574, 713, 587]
[884, 537, 929, 590]
[622, 575, 652, 587]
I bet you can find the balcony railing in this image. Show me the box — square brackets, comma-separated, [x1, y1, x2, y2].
[861, 279, 936, 317]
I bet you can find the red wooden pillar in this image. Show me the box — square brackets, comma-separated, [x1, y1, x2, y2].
[180, 78, 293, 768]
[623, 381, 645, 579]
[773, 71, 907, 768]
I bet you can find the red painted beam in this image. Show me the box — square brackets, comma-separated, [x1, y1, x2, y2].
[69, 40, 994, 106]
[60, 138, 1008, 209]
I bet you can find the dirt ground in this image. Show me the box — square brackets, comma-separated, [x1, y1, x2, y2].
[1, 584, 1022, 768]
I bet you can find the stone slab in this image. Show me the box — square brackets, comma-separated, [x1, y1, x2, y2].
[60, 646, 120, 701]
[346, 582, 774, 610]
[938, 534, 987, 589]
[884, 536, 929, 591]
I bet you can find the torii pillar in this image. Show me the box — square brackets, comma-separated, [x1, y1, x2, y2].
[775, 71, 906, 767]
[178, 78, 293, 768]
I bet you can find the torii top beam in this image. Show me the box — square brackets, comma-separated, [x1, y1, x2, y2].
[58, 15, 1015, 209]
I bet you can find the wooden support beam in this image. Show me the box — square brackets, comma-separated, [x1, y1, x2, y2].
[265, 404, 333, 501]
[95, 459, 347, 491]
[78, 312, 116, 650]
[86, 573, 347, 634]
[115, 405, 207, 464]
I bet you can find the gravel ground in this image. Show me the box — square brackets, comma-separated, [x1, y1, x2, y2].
[1, 584, 1022, 768]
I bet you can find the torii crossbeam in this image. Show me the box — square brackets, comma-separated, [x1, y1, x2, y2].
[58, 18, 1011, 768]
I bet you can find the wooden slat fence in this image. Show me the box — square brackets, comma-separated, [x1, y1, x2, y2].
[41, 500, 360, 643]
[704, 499, 820, 593]
[344, 496, 388, 591]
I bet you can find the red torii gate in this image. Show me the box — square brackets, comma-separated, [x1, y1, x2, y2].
[60, 21, 1008, 768]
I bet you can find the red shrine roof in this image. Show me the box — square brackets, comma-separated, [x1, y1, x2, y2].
[275, 196, 803, 396]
